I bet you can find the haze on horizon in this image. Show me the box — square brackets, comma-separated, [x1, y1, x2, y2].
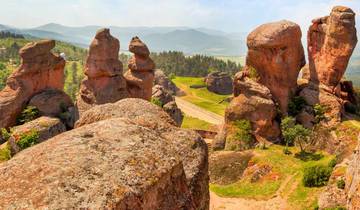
[0, 0, 359, 34]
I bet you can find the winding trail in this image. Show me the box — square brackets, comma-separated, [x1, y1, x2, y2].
[175, 97, 224, 125]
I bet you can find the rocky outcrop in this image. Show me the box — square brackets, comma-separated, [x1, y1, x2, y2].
[163, 101, 184, 127]
[213, 73, 280, 151]
[29, 89, 73, 117]
[308, 6, 357, 89]
[152, 85, 174, 105]
[0, 98, 210, 209]
[246, 20, 305, 113]
[205, 71, 233, 95]
[345, 135, 360, 209]
[76, 28, 128, 116]
[0, 40, 65, 129]
[124, 37, 155, 101]
[154, 69, 179, 95]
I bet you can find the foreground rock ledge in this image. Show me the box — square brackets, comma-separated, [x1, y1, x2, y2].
[0, 99, 209, 210]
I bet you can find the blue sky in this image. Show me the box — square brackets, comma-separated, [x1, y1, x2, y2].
[0, 0, 358, 33]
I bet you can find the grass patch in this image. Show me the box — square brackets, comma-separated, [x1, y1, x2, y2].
[172, 76, 231, 116]
[181, 115, 214, 131]
[0, 143, 11, 162]
[210, 145, 334, 209]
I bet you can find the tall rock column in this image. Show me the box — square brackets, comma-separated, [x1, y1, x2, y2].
[0, 40, 65, 128]
[246, 20, 305, 114]
[308, 6, 357, 89]
[76, 28, 128, 116]
[124, 37, 155, 101]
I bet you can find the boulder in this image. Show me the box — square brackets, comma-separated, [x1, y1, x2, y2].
[246, 20, 305, 113]
[0, 116, 209, 209]
[128, 55, 155, 72]
[129, 36, 150, 58]
[205, 71, 233, 95]
[6, 116, 66, 155]
[308, 6, 358, 89]
[345, 135, 360, 209]
[76, 29, 129, 116]
[163, 101, 184, 127]
[152, 84, 174, 105]
[154, 69, 179, 95]
[0, 40, 65, 129]
[299, 82, 343, 126]
[29, 89, 73, 117]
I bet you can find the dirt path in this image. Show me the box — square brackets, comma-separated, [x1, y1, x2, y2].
[175, 97, 224, 125]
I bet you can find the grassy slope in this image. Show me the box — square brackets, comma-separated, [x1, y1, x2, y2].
[172, 76, 231, 116]
[210, 145, 334, 210]
[181, 115, 215, 131]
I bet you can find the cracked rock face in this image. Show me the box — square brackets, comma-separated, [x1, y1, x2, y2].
[308, 6, 358, 89]
[76, 28, 128, 116]
[246, 20, 305, 113]
[0, 99, 209, 210]
[0, 40, 65, 129]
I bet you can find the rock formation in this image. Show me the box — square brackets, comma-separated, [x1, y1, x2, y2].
[0, 99, 209, 210]
[124, 37, 155, 101]
[345, 135, 360, 209]
[76, 28, 128, 116]
[205, 71, 233, 95]
[154, 69, 179, 95]
[246, 20, 305, 113]
[308, 6, 358, 89]
[0, 40, 65, 129]
[213, 72, 280, 150]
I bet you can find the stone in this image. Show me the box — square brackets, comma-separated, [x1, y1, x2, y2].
[154, 69, 179, 95]
[76, 29, 129, 116]
[152, 84, 174, 106]
[28, 89, 73, 117]
[308, 6, 358, 89]
[0, 40, 65, 129]
[299, 82, 343, 126]
[205, 71, 233, 95]
[124, 69, 154, 101]
[233, 72, 272, 99]
[128, 55, 156, 72]
[6, 116, 66, 155]
[129, 36, 150, 58]
[246, 20, 305, 113]
[163, 101, 184, 127]
[345, 135, 360, 210]
[296, 107, 316, 129]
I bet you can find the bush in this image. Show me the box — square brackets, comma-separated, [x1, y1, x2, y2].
[225, 120, 254, 151]
[281, 117, 311, 151]
[16, 106, 40, 125]
[16, 130, 39, 150]
[288, 96, 307, 116]
[303, 165, 332, 187]
[0, 143, 11, 161]
[151, 97, 163, 107]
[0, 128, 11, 144]
[328, 158, 337, 168]
[337, 179, 345, 189]
[314, 104, 327, 123]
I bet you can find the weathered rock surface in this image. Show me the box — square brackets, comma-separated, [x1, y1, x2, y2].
[308, 6, 358, 89]
[214, 74, 280, 150]
[205, 71, 233, 95]
[124, 37, 155, 101]
[163, 101, 184, 127]
[76, 28, 128, 116]
[0, 117, 208, 209]
[0, 40, 65, 129]
[154, 69, 179, 95]
[152, 84, 173, 105]
[29, 89, 73, 117]
[246, 20, 305, 113]
[345, 135, 360, 209]
[6, 116, 66, 155]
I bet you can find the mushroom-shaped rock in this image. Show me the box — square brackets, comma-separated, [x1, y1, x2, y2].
[246, 20, 305, 114]
[0, 40, 65, 129]
[76, 28, 129, 116]
[308, 6, 358, 89]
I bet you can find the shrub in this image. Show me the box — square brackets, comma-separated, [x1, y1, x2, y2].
[248, 66, 259, 80]
[0, 128, 11, 144]
[225, 120, 254, 151]
[303, 165, 332, 187]
[168, 73, 176, 80]
[328, 158, 337, 168]
[0, 143, 11, 161]
[151, 97, 163, 107]
[16, 130, 39, 150]
[314, 104, 327, 123]
[16, 106, 40, 125]
[337, 179, 345, 189]
[288, 96, 307, 116]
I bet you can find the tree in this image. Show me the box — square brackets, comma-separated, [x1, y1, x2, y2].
[281, 117, 311, 153]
